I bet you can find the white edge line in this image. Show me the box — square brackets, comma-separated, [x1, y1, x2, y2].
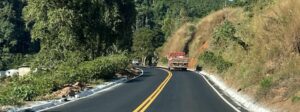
[14, 67, 241, 112]
[16, 68, 144, 112]
[195, 71, 241, 112]
[37, 82, 124, 112]
[158, 65, 241, 112]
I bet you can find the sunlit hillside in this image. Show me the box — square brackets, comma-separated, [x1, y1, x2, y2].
[160, 0, 300, 111]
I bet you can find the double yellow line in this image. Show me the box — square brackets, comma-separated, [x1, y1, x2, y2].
[133, 69, 173, 112]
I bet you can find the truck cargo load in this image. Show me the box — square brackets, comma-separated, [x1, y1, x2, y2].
[167, 52, 189, 71]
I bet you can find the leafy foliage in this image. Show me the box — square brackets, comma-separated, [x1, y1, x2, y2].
[0, 0, 227, 70]
[23, 0, 136, 69]
[260, 77, 273, 89]
[255, 77, 273, 99]
[0, 54, 129, 105]
[0, 0, 36, 70]
[161, 57, 168, 65]
[213, 21, 237, 43]
[0, 0, 230, 106]
[213, 21, 248, 50]
[132, 27, 164, 58]
[198, 51, 232, 73]
[292, 96, 300, 103]
[12, 85, 37, 101]
[135, 0, 226, 38]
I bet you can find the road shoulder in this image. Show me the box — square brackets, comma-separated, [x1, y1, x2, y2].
[10, 68, 144, 112]
[197, 71, 270, 112]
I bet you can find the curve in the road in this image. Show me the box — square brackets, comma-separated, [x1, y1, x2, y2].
[147, 70, 238, 112]
[199, 71, 241, 112]
[133, 69, 172, 112]
[45, 68, 170, 112]
[45, 68, 242, 112]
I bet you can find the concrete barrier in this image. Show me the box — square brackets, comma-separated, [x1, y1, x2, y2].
[5, 69, 19, 77]
[0, 67, 31, 79]
[18, 67, 31, 77]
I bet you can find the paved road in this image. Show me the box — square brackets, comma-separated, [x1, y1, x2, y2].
[45, 67, 240, 112]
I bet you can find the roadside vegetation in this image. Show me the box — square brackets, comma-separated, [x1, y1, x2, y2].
[0, 0, 226, 108]
[0, 54, 129, 105]
[0, 0, 136, 107]
[160, 0, 300, 111]
[1, 0, 299, 111]
[198, 51, 232, 73]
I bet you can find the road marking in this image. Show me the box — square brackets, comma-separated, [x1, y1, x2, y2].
[133, 69, 172, 112]
[38, 69, 144, 112]
[197, 71, 241, 112]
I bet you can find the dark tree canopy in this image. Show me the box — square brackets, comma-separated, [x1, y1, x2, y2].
[0, 0, 227, 69]
[132, 27, 164, 58]
[22, 0, 136, 68]
[0, 0, 35, 69]
[134, 0, 226, 38]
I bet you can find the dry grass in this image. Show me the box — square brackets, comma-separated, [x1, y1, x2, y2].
[189, 8, 245, 67]
[160, 8, 245, 68]
[160, 23, 194, 57]
[226, 0, 300, 110]
[160, 0, 300, 111]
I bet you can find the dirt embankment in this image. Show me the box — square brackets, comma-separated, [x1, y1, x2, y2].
[49, 67, 141, 99]
[160, 0, 300, 111]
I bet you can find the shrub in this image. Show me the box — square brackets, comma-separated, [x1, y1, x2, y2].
[213, 21, 248, 50]
[256, 77, 273, 99]
[11, 85, 37, 101]
[260, 77, 273, 89]
[77, 54, 129, 80]
[292, 96, 300, 103]
[0, 94, 22, 106]
[0, 54, 130, 106]
[161, 57, 168, 65]
[198, 51, 232, 72]
[213, 21, 236, 43]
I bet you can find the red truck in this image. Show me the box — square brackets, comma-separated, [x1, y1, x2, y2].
[167, 52, 189, 71]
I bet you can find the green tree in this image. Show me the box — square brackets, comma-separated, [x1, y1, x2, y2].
[213, 21, 248, 50]
[0, 0, 33, 70]
[132, 27, 164, 65]
[23, 0, 136, 69]
[135, 0, 225, 39]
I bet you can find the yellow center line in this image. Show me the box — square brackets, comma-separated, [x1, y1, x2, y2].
[133, 69, 172, 112]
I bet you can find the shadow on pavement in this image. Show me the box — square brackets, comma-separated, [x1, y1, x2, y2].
[126, 74, 152, 83]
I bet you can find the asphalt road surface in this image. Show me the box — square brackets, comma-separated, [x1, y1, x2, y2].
[45, 67, 241, 112]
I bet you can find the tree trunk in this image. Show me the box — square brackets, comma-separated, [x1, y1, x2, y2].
[142, 56, 147, 66]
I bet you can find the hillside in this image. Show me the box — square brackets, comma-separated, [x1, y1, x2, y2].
[160, 0, 300, 111]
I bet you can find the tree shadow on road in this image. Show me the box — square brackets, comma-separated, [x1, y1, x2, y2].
[126, 74, 153, 83]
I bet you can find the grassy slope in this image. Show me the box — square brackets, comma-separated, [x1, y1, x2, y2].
[160, 0, 300, 111]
